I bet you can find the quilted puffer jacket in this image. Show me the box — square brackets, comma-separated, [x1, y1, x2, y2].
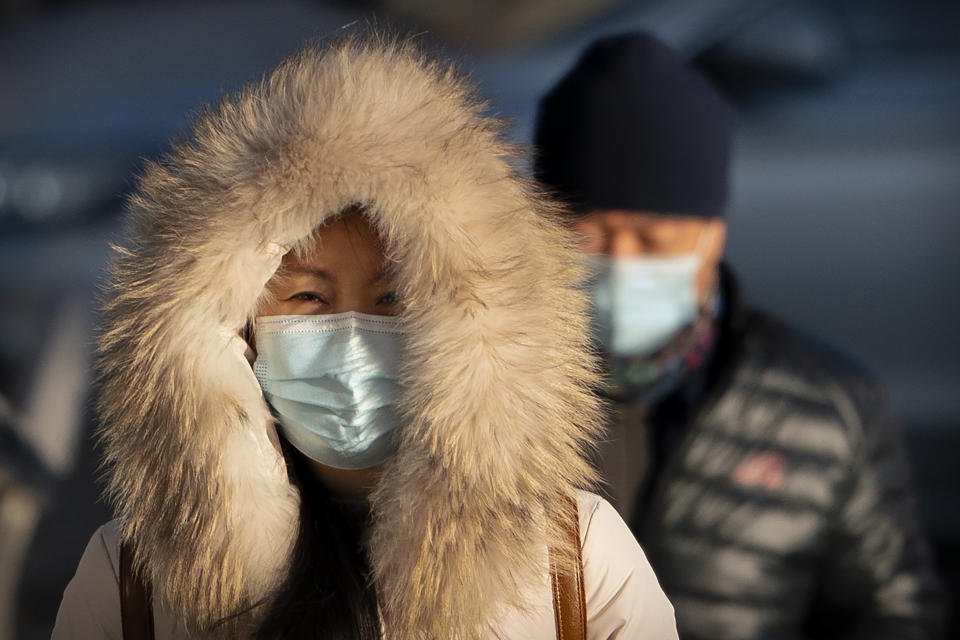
[631, 268, 947, 640]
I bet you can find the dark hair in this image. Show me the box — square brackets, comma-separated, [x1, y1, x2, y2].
[254, 437, 382, 639]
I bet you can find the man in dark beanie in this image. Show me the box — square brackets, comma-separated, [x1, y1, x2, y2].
[535, 32, 946, 640]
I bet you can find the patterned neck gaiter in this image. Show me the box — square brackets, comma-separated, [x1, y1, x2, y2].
[601, 289, 721, 404]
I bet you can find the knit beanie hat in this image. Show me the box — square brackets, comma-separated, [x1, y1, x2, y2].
[534, 32, 734, 217]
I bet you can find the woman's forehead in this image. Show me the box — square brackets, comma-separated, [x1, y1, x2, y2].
[282, 212, 385, 271]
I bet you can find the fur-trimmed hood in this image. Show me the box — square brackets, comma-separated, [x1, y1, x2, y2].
[98, 36, 602, 639]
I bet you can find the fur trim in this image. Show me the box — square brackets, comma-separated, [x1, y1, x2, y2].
[98, 35, 603, 639]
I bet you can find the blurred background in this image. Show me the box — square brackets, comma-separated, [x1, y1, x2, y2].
[0, 0, 957, 637]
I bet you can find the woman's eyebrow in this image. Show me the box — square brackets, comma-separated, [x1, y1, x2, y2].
[286, 266, 335, 283]
[369, 269, 391, 285]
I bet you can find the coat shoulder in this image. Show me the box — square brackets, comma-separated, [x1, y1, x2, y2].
[52, 520, 122, 640]
[738, 311, 881, 401]
[727, 309, 891, 450]
[577, 492, 678, 639]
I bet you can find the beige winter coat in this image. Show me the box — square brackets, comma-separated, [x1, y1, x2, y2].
[54, 492, 676, 638]
[53, 36, 677, 639]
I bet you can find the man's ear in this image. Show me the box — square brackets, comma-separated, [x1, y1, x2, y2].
[695, 220, 727, 302]
[708, 219, 727, 265]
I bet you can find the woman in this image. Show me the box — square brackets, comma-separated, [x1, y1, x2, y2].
[53, 37, 677, 639]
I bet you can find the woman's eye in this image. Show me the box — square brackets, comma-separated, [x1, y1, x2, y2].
[377, 291, 398, 306]
[289, 292, 327, 304]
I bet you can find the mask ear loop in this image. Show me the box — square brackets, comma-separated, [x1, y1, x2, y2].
[241, 320, 257, 365]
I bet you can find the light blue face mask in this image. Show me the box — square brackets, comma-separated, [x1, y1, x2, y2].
[590, 239, 704, 357]
[253, 312, 403, 470]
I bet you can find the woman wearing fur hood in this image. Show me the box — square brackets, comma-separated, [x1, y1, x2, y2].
[53, 36, 677, 640]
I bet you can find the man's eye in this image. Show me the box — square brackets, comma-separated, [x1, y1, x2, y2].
[642, 233, 679, 253]
[643, 237, 668, 252]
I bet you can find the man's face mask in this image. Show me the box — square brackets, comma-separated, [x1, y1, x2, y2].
[589, 228, 710, 357]
[253, 312, 403, 470]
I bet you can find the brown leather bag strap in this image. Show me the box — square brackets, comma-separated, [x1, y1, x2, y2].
[119, 540, 156, 640]
[549, 497, 587, 640]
